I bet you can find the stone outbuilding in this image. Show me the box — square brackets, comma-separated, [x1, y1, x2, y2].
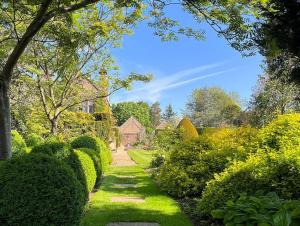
[119, 116, 146, 147]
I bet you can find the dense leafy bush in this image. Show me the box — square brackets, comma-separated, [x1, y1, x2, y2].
[25, 133, 43, 147]
[153, 128, 182, 152]
[212, 192, 300, 226]
[31, 141, 88, 201]
[198, 149, 300, 216]
[154, 127, 256, 198]
[80, 148, 102, 187]
[11, 130, 28, 156]
[71, 135, 112, 172]
[74, 150, 96, 193]
[31, 140, 71, 160]
[0, 154, 85, 226]
[257, 113, 300, 151]
[177, 117, 198, 141]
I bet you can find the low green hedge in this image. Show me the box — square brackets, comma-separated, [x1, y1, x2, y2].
[74, 149, 96, 193]
[11, 130, 27, 156]
[0, 153, 85, 226]
[198, 149, 300, 216]
[71, 135, 112, 172]
[80, 148, 102, 188]
[31, 141, 88, 202]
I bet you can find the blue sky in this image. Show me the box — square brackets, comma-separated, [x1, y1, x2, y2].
[110, 9, 263, 114]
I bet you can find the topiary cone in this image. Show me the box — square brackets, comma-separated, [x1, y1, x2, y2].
[177, 117, 198, 141]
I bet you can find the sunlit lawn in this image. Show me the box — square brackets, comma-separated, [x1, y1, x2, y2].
[80, 150, 192, 226]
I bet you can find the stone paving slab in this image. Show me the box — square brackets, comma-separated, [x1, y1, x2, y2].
[118, 176, 136, 179]
[114, 184, 137, 188]
[107, 223, 159, 226]
[112, 146, 136, 166]
[111, 196, 145, 203]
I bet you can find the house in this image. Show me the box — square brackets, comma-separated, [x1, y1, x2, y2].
[119, 116, 146, 147]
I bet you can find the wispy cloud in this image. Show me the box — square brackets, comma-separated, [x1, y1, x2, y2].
[111, 62, 233, 103]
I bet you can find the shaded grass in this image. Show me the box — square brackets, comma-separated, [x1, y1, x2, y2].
[80, 150, 192, 226]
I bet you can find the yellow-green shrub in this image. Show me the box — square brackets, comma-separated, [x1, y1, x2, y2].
[198, 149, 300, 216]
[257, 113, 300, 151]
[79, 148, 102, 187]
[177, 117, 198, 141]
[11, 130, 28, 156]
[74, 150, 96, 193]
[71, 135, 112, 172]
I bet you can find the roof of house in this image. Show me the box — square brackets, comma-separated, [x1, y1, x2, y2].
[119, 116, 145, 134]
[156, 121, 170, 130]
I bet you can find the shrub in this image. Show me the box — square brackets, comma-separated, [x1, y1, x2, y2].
[31, 140, 71, 160]
[155, 141, 246, 198]
[25, 133, 43, 147]
[257, 113, 300, 151]
[80, 148, 102, 188]
[11, 130, 27, 156]
[212, 192, 300, 225]
[177, 117, 198, 141]
[31, 141, 88, 202]
[154, 128, 255, 198]
[0, 153, 85, 226]
[198, 149, 300, 216]
[153, 128, 182, 152]
[71, 135, 112, 172]
[74, 150, 96, 193]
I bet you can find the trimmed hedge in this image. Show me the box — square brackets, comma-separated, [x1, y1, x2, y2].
[198, 149, 300, 216]
[31, 141, 88, 202]
[11, 130, 27, 156]
[80, 148, 102, 188]
[0, 153, 84, 226]
[177, 117, 198, 141]
[74, 149, 96, 193]
[71, 135, 112, 172]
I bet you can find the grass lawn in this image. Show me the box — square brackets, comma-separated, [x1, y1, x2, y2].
[80, 150, 192, 226]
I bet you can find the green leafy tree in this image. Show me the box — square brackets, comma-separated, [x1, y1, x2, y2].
[112, 101, 151, 128]
[163, 104, 176, 120]
[249, 73, 300, 127]
[0, 0, 144, 159]
[185, 87, 241, 128]
[150, 101, 161, 128]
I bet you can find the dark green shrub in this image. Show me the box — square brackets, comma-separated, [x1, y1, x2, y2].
[80, 148, 102, 188]
[31, 141, 88, 202]
[11, 130, 27, 156]
[177, 117, 198, 141]
[25, 133, 43, 147]
[212, 192, 300, 226]
[31, 140, 71, 160]
[71, 135, 112, 172]
[0, 153, 85, 226]
[150, 153, 165, 168]
[74, 150, 96, 193]
[198, 149, 300, 216]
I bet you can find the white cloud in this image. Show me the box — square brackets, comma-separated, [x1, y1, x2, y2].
[111, 62, 232, 103]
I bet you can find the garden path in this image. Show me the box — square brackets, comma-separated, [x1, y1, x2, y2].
[112, 146, 136, 166]
[80, 150, 192, 226]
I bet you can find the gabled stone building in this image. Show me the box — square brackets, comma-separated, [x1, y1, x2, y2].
[119, 116, 146, 147]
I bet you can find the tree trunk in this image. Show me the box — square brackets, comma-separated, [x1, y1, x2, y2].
[50, 118, 58, 135]
[0, 80, 12, 160]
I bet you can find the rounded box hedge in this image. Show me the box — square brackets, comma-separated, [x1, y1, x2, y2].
[31, 141, 89, 202]
[71, 135, 112, 172]
[0, 153, 85, 226]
